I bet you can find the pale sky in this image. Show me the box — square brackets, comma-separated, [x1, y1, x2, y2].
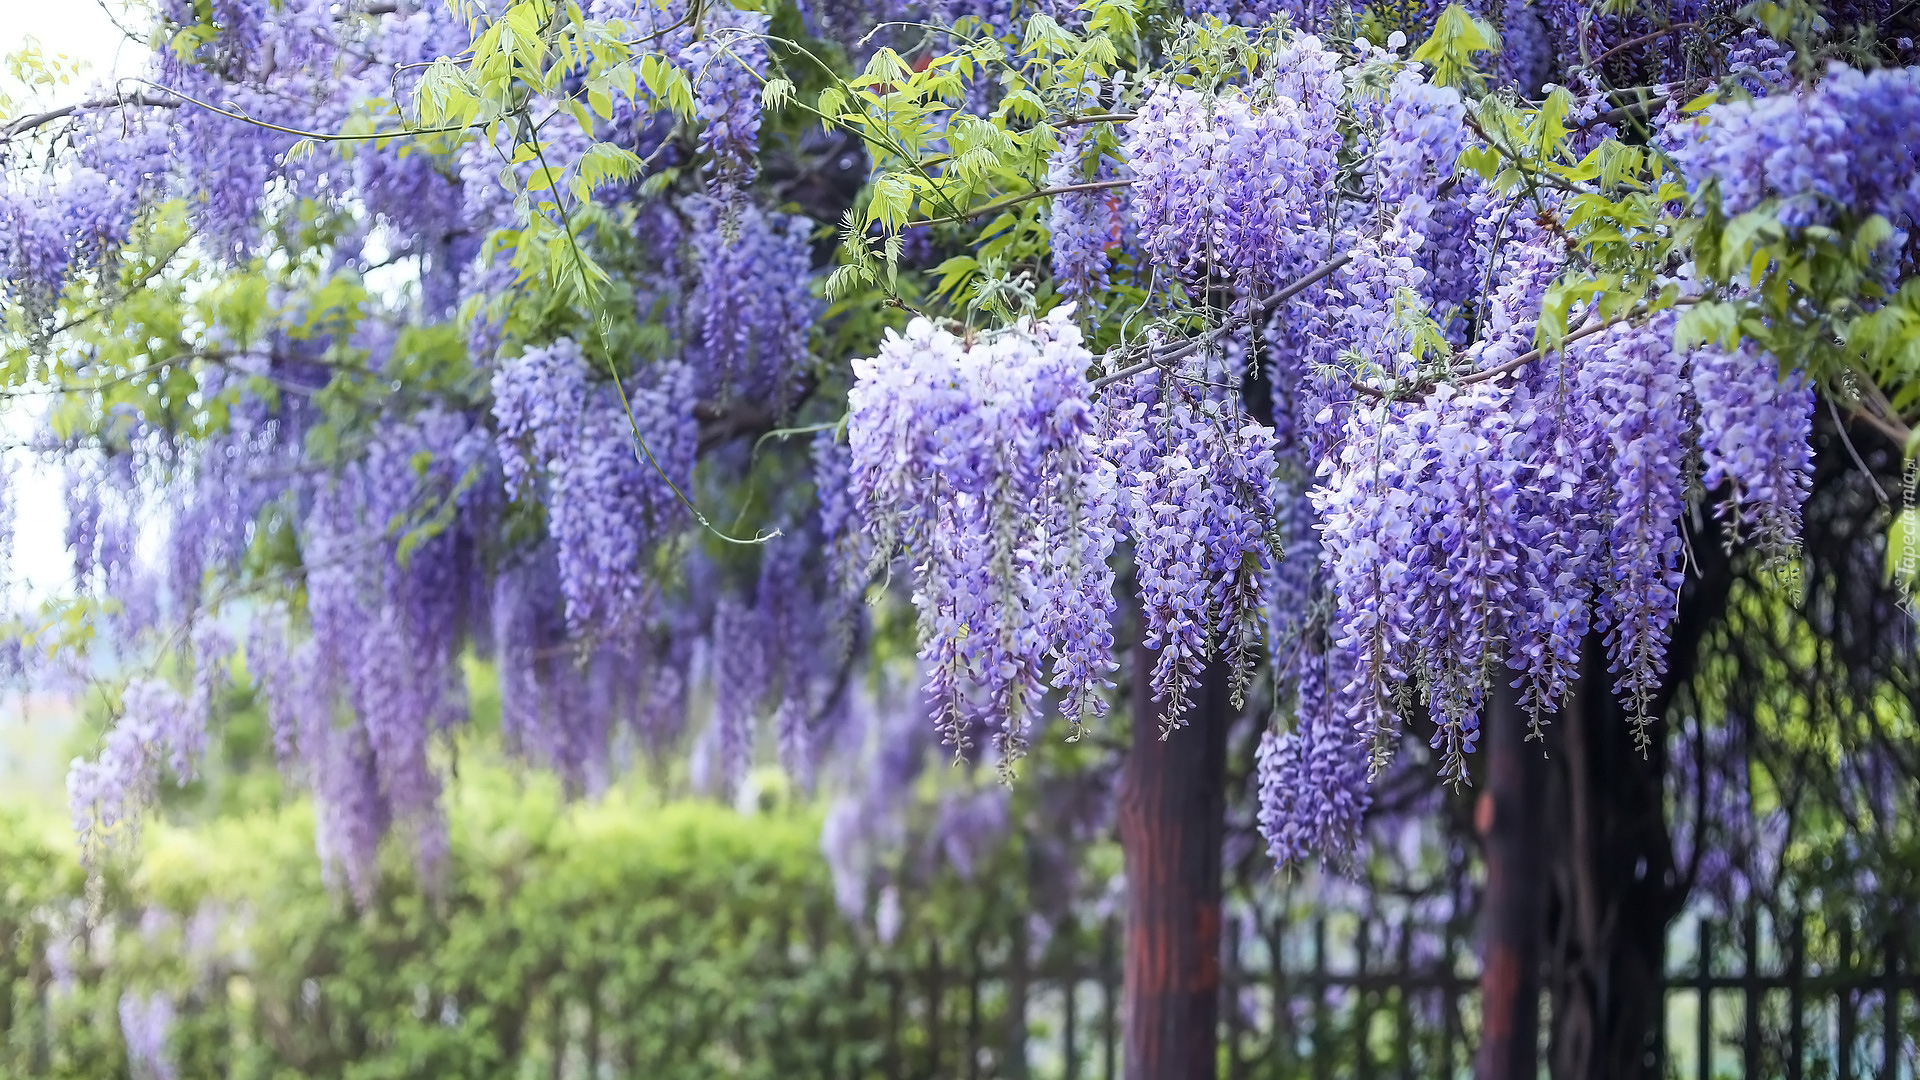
[5, 1, 148, 104]
[4, 2, 154, 602]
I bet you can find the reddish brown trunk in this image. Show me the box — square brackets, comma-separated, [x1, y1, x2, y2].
[1475, 681, 1548, 1080]
[1119, 643, 1230, 1080]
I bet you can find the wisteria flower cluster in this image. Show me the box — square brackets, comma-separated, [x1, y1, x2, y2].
[680, 11, 772, 196]
[1254, 639, 1373, 866]
[491, 338, 696, 641]
[686, 197, 820, 407]
[847, 308, 1116, 762]
[1123, 73, 1341, 293]
[68, 678, 205, 863]
[3, 0, 1899, 922]
[1096, 355, 1282, 723]
[1674, 63, 1920, 246]
[1046, 127, 1126, 301]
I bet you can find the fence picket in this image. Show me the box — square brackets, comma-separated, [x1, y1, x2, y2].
[1699, 919, 1714, 1080]
[1356, 919, 1373, 1080]
[1884, 927, 1900, 1080]
[1790, 916, 1806, 1080]
[1395, 929, 1413, 1080]
[1101, 919, 1117, 1080]
[1841, 919, 1856, 1080]
[1746, 910, 1762, 1076]
[1064, 960, 1079, 1080]
[1312, 918, 1331, 1080]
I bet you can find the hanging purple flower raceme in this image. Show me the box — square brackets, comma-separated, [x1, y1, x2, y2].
[813, 430, 871, 600]
[363, 407, 495, 727]
[1370, 70, 1477, 331]
[0, 183, 75, 312]
[491, 337, 592, 501]
[680, 12, 771, 196]
[273, 399, 496, 895]
[118, 988, 178, 1080]
[1036, 411, 1121, 733]
[932, 786, 1011, 880]
[1046, 128, 1124, 300]
[63, 463, 104, 585]
[1310, 375, 1533, 783]
[710, 594, 769, 798]
[847, 308, 1115, 762]
[685, 197, 818, 407]
[1691, 344, 1813, 563]
[247, 605, 324, 771]
[1673, 63, 1920, 255]
[1568, 315, 1691, 742]
[1408, 381, 1527, 777]
[1097, 353, 1282, 724]
[492, 339, 695, 641]
[1373, 76, 1469, 208]
[1268, 33, 1347, 120]
[311, 723, 392, 906]
[492, 546, 604, 791]
[754, 534, 830, 786]
[1496, 0, 1553, 96]
[302, 476, 448, 888]
[1722, 30, 1796, 98]
[67, 678, 202, 864]
[1123, 77, 1341, 294]
[1255, 639, 1373, 866]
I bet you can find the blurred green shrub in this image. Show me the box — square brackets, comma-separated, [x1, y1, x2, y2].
[0, 767, 935, 1079]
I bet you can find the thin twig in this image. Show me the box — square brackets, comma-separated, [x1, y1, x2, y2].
[1581, 22, 1697, 69]
[1849, 373, 1913, 449]
[1350, 297, 1702, 401]
[1055, 111, 1137, 126]
[1, 92, 179, 141]
[1089, 253, 1353, 392]
[902, 178, 1134, 230]
[118, 78, 487, 143]
[1829, 394, 1895, 503]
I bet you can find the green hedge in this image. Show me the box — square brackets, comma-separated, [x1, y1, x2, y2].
[0, 768, 968, 1079]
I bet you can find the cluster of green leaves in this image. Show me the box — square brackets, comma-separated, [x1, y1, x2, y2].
[308, 0, 711, 311]
[0, 186, 494, 665]
[815, 0, 1145, 313]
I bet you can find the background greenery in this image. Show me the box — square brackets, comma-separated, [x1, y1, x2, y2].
[2, 761, 976, 1079]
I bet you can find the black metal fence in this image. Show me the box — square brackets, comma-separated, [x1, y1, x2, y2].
[1675, 912, 1915, 1080]
[862, 908, 1916, 1079]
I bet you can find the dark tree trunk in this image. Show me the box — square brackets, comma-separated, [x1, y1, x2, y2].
[1541, 629, 1682, 1080]
[1543, 503, 1732, 1080]
[1119, 644, 1231, 1080]
[1475, 680, 1549, 1080]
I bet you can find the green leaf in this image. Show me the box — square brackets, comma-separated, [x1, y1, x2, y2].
[1411, 4, 1500, 91]
[929, 255, 980, 303]
[575, 142, 645, 193]
[817, 86, 847, 124]
[1674, 301, 1741, 350]
[762, 77, 794, 113]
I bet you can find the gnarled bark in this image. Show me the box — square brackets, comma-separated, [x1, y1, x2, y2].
[1120, 646, 1231, 1080]
[1475, 680, 1549, 1080]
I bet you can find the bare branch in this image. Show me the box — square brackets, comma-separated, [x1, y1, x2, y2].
[1350, 296, 1705, 402]
[1090, 253, 1354, 393]
[1, 92, 179, 142]
[903, 178, 1134, 230]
